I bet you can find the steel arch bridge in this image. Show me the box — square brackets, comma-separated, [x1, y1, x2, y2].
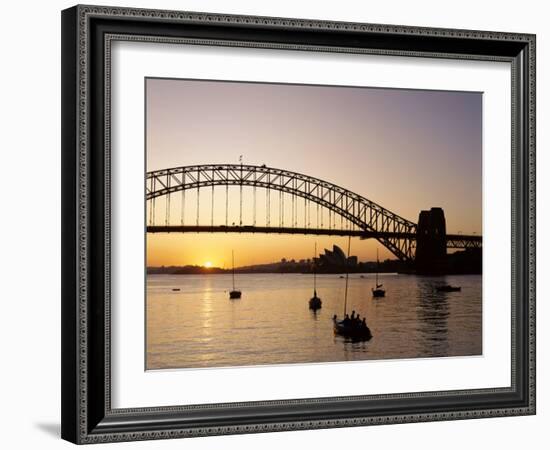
[146, 164, 481, 263]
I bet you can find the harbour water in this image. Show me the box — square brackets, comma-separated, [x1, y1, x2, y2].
[146, 273, 482, 370]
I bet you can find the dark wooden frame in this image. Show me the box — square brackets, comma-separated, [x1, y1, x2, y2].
[61, 4, 536, 444]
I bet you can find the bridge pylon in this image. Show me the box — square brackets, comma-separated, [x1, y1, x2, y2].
[415, 207, 447, 274]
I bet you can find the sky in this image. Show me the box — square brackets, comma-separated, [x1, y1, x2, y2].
[146, 78, 482, 268]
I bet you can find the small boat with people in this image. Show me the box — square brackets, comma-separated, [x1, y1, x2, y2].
[436, 284, 461, 292]
[229, 250, 242, 299]
[309, 243, 322, 311]
[332, 236, 372, 341]
[333, 312, 372, 340]
[371, 248, 385, 298]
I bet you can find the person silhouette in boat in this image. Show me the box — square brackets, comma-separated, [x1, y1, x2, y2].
[351, 310, 356, 321]
[361, 318, 368, 329]
[343, 314, 351, 326]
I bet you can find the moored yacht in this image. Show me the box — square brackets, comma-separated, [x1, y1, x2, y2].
[229, 250, 242, 299]
[333, 236, 372, 341]
[309, 243, 322, 310]
[371, 248, 386, 298]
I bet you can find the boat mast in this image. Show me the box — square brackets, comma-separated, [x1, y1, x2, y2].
[376, 248, 379, 287]
[313, 242, 317, 295]
[343, 235, 351, 316]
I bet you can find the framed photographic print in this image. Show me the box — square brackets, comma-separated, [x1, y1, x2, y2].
[61, 5, 536, 444]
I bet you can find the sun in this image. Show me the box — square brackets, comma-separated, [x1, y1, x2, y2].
[203, 261, 212, 268]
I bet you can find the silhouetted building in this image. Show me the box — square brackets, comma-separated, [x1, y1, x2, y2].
[317, 245, 357, 271]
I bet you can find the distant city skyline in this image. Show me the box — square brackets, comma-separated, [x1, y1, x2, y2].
[146, 78, 482, 267]
[147, 244, 360, 269]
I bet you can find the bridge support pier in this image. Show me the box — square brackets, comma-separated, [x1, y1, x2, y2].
[415, 207, 447, 275]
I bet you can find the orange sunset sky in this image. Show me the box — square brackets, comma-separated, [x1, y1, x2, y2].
[145, 78, 482, 268]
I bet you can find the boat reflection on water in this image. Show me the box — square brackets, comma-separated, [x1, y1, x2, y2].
[416, 280, 451, 357]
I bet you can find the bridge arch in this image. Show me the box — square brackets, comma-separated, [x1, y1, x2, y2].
[146, 164, 418, 261]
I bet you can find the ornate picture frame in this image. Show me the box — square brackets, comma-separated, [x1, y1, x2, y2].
[61, 5, 535, 444]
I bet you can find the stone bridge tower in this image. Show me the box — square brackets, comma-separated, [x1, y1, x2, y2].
[416, 207, 447, 274]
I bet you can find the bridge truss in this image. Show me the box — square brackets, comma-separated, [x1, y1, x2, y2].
[146, 164, 480, 262]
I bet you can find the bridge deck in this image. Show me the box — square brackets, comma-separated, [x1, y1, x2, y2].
[146, 225, 481, 248]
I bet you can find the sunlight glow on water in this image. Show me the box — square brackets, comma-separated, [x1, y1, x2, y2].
[146, 273, 481, 370]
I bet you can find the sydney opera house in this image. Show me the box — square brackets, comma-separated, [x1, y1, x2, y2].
[316, 245, 358, 271]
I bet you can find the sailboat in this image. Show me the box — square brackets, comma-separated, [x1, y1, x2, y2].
[371, 248, 386, 298]
[333, 236, 372, 340]
[229, 250, 242, 299]
[309, 243, 322, 310]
